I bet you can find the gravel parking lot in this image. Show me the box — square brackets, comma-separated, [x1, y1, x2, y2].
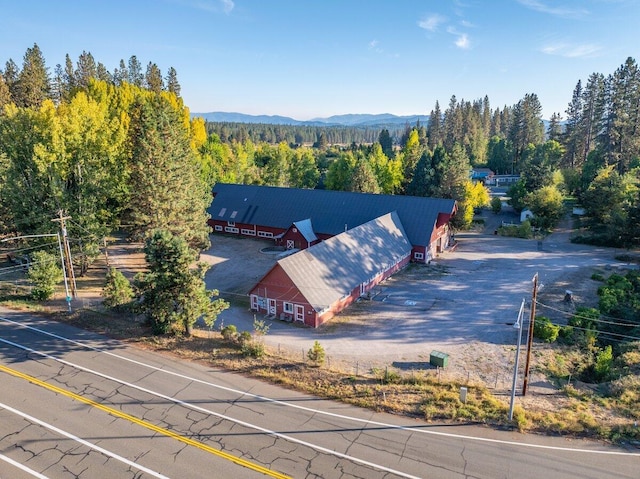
[201, 215, 631, 386]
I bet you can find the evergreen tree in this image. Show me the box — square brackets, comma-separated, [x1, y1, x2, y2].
[580, 72, 606, 168]
[547, 112, 563, 142]
[96, 62, 111, 82]
[128, 55, 144, 86]
[0, 72, 11, 109]
[165, 67, 181, 96]
[406, 150, 435, 197]
[508, 93, 544, 173]
[378, 128, 393, 158]
[113, 59, 128, 86]
[350, 158, 380, 193]
[16, 43, 50, 108]
[51, 63, 65, 105]
[75, 50, 97, 89]
[427, 100, 443, 150]
[3, 59, 20, 102]
[563, 80, 584, 168]
[63, 54, 76, 93]
[134, 229, 228, 335]
[145, 62, 164, 92]
[127, 94, 211, 250]
[601, 57, 640, 174]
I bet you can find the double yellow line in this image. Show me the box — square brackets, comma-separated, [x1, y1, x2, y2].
[0, 363, 291, 479]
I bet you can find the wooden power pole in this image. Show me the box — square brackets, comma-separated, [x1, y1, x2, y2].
[52, 210, 77, 298]
[522, 272, 538, 396]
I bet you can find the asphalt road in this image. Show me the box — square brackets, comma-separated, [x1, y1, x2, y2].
[0, 309, 637, 479]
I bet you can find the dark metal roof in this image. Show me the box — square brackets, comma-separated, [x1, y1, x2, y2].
[209, 183, 456, 246]
[277, 212, 412, 312]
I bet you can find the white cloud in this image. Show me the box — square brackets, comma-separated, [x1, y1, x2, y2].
[418, 14, 447, 32]
[517, 0, 588, 19]
[455, 33, 470, 49]
[369, 40, 379, 49]
[220, 0, 234, 14]
[541, 42, 602, 58]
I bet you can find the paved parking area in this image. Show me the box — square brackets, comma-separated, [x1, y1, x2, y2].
[201, 224, 628, 380]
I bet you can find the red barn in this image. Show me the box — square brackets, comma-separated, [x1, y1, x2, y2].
[208, 183, 457, 263]
[248, 212, 412, 327]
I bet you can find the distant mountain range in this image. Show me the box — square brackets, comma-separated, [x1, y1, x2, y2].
[191, 111, 429, 128]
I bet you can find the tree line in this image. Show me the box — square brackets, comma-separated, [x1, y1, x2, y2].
[1, 44, 639, 250]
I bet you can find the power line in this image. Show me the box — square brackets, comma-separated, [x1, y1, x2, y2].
[535, 300, 639, 328]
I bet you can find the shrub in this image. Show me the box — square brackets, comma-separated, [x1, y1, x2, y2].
[221, 324, 238, 342]
[27, 250, 63, 301]
[594, 345, 614, 381]
[533, 316, 559, 343]
[490, 196, 502, 214]
[102, 267, 134, 309]
[307, 340, 325, 365]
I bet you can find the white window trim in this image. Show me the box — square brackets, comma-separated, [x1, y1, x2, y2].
[283, 302, 293, 314]
[414, 252, 424, 260]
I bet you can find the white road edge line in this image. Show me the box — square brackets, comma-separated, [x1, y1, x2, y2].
[2, 316, 639, 457]
[0, 452, 50, 479]
[0, 401, 171, 479]
[0, 336, 421, 479]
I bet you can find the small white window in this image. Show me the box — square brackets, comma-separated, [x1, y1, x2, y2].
[227, 221, 235, 227]
[214, 225, 223, 231]
[283, 302, 293, 314]
[414, 252, 424, 260]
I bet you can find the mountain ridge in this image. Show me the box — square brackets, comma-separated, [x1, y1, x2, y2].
[191, 111, 429, 127]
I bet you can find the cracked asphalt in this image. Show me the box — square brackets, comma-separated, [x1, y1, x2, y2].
[1, 311, 636, 479]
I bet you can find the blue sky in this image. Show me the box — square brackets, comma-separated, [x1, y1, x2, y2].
[2, 0, 638, 120]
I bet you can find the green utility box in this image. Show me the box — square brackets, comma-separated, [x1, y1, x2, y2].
[430, 350, 449, 368]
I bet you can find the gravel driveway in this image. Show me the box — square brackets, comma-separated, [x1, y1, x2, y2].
[201, 214, 631, 385]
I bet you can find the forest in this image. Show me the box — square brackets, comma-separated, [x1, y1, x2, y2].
[1, 44, 639, 249]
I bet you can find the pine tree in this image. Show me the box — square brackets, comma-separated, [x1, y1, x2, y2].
[378, 128, 393, 158]
[0, 72, 11, 109]
[350, 158, 380, 193]
[127, 94, 211, 250]
[113, 59, 128, 86]
[16, 43, 50, 108]
[427, 100, 443, 150]
[75, 50, 97, 89]
[145, 62, 163, 92]
[133, 229, 228, 335]
[547, 112, 563, 142]
[3, 59, 20, 102]
[165, 67, 181, 96]
[563, 80, 585, 168]
[406, 150, 435, 197]
[128, 55, 144, 86]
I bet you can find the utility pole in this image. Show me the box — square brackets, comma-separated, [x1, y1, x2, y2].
[522, 273, 539, 396]
[509, 298, 526, 420]
[52, 210, 77, 299]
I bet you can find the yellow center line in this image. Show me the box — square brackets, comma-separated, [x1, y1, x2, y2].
[0, 363, 291, 479]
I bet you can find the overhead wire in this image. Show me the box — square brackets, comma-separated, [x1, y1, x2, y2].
[535, 300, 639, 328]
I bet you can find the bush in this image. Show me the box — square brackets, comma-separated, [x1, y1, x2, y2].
[533, 316, 559, 343]
[221, 324, 238, 342]
[490, 196, 502, 214]
[307, 340, 325, 365]
[102, 267, 134, 309]
[27, 250, 63, 301]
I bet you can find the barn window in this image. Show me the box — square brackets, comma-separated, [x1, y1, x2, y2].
[214, 225, 223, 231]
[227, 221, 235, 227]
[414, 252, 424, 260]
[283, 302, 293, 314]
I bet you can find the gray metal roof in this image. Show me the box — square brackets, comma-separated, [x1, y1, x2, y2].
[293, 219, 318, 243]
[277, 212, 411, 312]
[210, 183, 456, 247]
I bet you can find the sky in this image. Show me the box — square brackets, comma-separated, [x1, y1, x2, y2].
[1, 0, 639, 121]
